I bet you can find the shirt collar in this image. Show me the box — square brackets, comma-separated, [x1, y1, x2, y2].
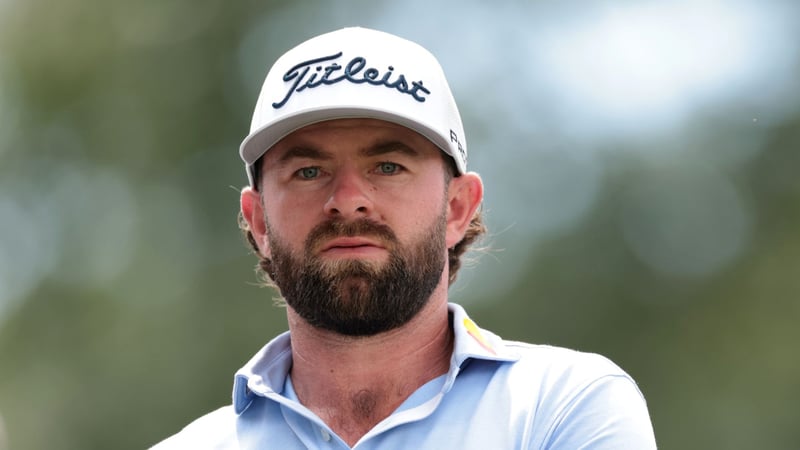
[448, 302, 520, 367]
[232, 303, 519, 414]
[232, 331, 293, 414]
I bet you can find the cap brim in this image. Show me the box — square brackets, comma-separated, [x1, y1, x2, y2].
[240, 105, 455, 169]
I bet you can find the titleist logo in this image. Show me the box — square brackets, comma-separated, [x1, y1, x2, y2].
[272, 52, 431, 108]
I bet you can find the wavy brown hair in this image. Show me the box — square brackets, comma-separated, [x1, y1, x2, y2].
[239, 156, 486, 287]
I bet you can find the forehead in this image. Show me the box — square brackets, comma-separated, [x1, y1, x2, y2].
[265, 118, 441, 160]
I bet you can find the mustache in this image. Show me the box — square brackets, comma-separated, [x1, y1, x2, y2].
[305, 218, 398, 254]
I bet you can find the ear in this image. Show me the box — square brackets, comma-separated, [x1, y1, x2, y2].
[445, 172, 484, 249]
[240, 186, 271, 258]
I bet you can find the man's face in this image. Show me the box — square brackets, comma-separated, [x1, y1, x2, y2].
[256, 119, 451, 336]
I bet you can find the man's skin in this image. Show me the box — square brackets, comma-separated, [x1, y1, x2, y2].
[239, 118, 483, 446]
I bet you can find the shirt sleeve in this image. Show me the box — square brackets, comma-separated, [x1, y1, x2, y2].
[538, 374, 657, 450]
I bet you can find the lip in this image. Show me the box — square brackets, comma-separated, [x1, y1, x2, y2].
[320, 237, 386, 252]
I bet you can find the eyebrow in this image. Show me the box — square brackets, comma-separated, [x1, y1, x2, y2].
[275, 140, 420, 166]
[361, 141, 420, 158]
[276, 146, 334, 165]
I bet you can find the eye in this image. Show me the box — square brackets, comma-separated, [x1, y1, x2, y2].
[296, 166, 321, 179]
[376, 162, 401, 175]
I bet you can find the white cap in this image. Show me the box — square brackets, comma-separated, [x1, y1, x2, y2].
[239, 27, 468, 187]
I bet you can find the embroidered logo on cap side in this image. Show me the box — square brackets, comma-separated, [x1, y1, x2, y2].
[272, 52, 431, 109]
[449, 129, 467, 165]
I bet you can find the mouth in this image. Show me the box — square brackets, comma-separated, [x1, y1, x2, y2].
[319, 237, 387, 257]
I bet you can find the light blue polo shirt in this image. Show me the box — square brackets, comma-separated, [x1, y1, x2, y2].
[153, 304, 656, 449]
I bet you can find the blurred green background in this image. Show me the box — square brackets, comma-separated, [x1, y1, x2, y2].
[1, 0, 799, 448]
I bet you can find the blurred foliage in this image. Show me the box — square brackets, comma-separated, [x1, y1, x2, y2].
[1, 1, 799, 449]
[474, 124, 800, 448]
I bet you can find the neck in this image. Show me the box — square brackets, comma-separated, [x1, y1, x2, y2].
[287, 283, 453, 447]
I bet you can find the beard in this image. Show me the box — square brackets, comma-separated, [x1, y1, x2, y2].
[265, 212, 447, 337]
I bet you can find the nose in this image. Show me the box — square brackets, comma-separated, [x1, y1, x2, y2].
[323, 169, 375, 219]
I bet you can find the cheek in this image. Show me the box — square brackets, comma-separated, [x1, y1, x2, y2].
[393, 197, 448, 241]
[263, 192, 328, 250]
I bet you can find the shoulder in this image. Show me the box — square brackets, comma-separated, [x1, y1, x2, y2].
[505, 341, 633, 383]
[149, 406, 237, 449]
[499, 341, 657, 449]
[500, 340, 646, 412]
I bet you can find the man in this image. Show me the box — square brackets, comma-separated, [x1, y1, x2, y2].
[154, 27, 657, 449]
